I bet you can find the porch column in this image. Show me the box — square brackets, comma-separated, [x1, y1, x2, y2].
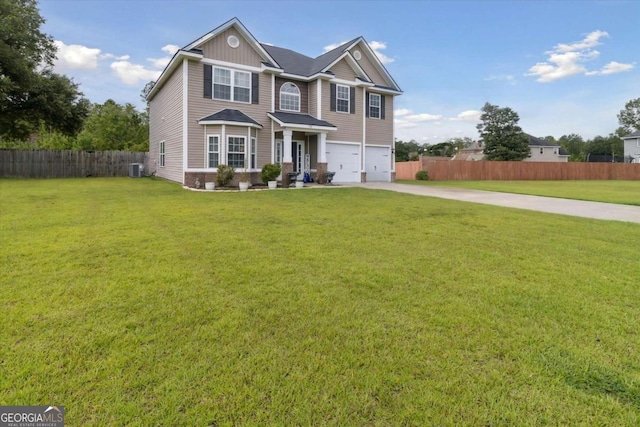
[317, 132, 328, 184]
[282, 129, 294, 186]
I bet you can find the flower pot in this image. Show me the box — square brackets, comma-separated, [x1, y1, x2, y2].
[268, 180, 277, 190]
[239, 181, 250, 192]
[205, 182, 215, 190]
[295, 181, 304, 189]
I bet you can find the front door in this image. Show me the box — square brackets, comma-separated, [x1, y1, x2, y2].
[275, 139, 304, 179]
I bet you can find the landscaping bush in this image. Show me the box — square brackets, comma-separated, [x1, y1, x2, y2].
[261, 163, 281, 184]
[216, 164, 235, 187]
[415, 170, 429, 181]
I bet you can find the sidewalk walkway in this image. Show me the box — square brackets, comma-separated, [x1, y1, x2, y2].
[356, 182, 640, 224]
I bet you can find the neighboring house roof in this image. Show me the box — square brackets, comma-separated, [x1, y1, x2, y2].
[267, 112, 337, 130]
[559, 147, 569, 156]
[198, 109, 262, 128]
[527, 134, 560, 147]
[622, 130, 640, 139]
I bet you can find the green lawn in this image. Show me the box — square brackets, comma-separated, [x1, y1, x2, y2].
[1, 178, 639, 425]
[399, 179, 640, 205]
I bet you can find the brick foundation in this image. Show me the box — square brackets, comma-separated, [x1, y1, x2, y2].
[391, 171, 396, 182]
[281, 162, 294, 187]
[360, 172, 367, 183]
[184, 171, 260, 189]
[316, 162, 328, 184]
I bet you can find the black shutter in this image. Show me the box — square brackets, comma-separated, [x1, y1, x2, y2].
[330, 83, 336, 112]
[350, 87, 356, 114]
[251, 73, 259, 104]
[381, 95, 386, 120]
[204, 64, 212, 99]
[365, 92, 370, 118]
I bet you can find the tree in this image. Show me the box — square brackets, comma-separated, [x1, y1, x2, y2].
[617, 97, 640, 134]
[558, 133, 586, 162]
[394, 139, 421, 161]
[586, 134, 623, 158]
[75, 100, 149, 151]
[0, 0, 89, 141]
[476, 102, 530, 161]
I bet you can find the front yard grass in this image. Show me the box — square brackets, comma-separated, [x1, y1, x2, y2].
[1, 178, 639, 425]
[399, 179, 640, 205]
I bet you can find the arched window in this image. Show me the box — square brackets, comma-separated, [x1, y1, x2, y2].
[280, 82, 300, 112]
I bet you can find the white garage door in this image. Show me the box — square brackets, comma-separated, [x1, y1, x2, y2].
[326, 143, 361, 183]
[365, 146, 391, 182]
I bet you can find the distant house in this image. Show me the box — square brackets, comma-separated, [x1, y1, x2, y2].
[622, 130, 640, 163]
[524, 135, 569, 162]
[453, 136, 568, 162]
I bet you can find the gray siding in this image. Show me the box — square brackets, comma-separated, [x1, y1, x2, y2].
[624, 137, 640, 160]
[365, 94, 393, 146]
[524, 147, 569, 162]
[187, 61, 272, 169]
[200, 27, 264, 67]
[149, 61, 184, 183]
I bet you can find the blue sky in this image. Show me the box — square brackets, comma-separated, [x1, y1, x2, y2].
[39, 0, 639, 143]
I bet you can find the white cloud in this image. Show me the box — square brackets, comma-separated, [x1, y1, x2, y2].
[161, 44, 180, 55]
[394, 108, 412, 116]
[406, 113, 442, 122]
[450, 110, 481, 121]
[54, 40, 102, 70]
[323, 39, 394, 64]
[110, 61, 161, 85]
[323, 40, 349, 52]
[586, 61, 635, 76]
[394, 119, 418, 129]
[526, 30, 633, 82]
[147, 57, 172, 69]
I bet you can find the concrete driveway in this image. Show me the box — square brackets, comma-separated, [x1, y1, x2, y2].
[356, 182, 640, 224]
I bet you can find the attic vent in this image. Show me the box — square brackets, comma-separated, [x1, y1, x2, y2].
[227, 35, 239, 48]
[353, 50, 362, 60]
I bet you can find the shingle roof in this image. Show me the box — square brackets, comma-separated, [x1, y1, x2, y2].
[261, 38, 359, 77]
[623, 130, 640, 138]
[198, 109, 262, 127]
[559, 147, 569, 156]
[527, 134, 560, 147]
[269, 112, 336, 128]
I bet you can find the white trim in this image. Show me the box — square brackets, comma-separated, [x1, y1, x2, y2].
[226, 134, 247, 169]
[336, 84, 350, 114]
[198, 120, 262, 129]
[221, 124, 226, 162]
[326, 140, 361, 146]
[159, 140, 166, 167]
[205, 134, 221, 168]
[370, 87, 402, 95]
[203, 124, 208, 168]
[279, 82, 301, 112]
[317, 79, 322, 120]
[271, 74, 275, 112]
[279, 72, 334, 81]
[345, 37, 402, 92]
[368, 93, 382, 119]
[201, 58, 262, 73]
[322, 51, 369, 82]
[365, 143, 393, 148]
[362, 89, 367, 171]
[146, 50, 203, 101]
[330, 78, 359, 87]
[211, 65, 252, 104]
[182, 59, 188, 182]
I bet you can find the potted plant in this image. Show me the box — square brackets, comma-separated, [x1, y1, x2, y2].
[205, 181, 215, 190]
[261, 163, 281, 189]
[238, 160, 250, 192]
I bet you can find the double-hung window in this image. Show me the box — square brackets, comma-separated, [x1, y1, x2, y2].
[213, 67, 250, 103]
[159, 141, 165, 167]
[336, 84, 350, 113]
[369, 93, 381, 119]
[227, 136, 246, 168]
[280, 82, 300, 112]
[250, 138, 257, 169]
[207, 135, 219, 168]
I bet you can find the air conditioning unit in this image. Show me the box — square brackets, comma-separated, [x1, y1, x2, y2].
[129, 163, 144, 178]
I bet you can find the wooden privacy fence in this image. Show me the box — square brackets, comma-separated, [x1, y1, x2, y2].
[396, 159, 640, 181]
[0, 150, 148, 178]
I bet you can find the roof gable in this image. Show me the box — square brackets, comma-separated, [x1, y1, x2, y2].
[345, 38, 400, 91]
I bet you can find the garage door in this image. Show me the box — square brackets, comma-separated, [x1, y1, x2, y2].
[326, 143, 360, 183]
[365, 146, 391, 182]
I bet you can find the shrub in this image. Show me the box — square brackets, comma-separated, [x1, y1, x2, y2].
[415, 170, 429, 181]
[216, 164, 235, 187]
[260, 163, 281, 184]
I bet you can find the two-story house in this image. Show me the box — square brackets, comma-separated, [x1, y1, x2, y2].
[146, 18, 402, 187]
[622, 130, 640, 163]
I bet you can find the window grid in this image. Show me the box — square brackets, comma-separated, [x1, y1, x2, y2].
[227, 136, 246, 169]
[280, 82, 300, 112]
[337, 85, 349, 113]
[207, 135, 219, 168]
[159, 141, 165, 167]
[250, 138, 257, 169]
[213, 67, 250, 103]
[369, 94, 381, 119]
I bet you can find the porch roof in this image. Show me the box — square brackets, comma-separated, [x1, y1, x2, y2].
[268, 112, 337, 132]
[198, 109, 262, 128]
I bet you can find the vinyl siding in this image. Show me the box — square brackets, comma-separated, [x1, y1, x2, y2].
[524, 147, 568, 162]
[275, 77, 308, 114]
[365, 94, 393, 146]
[187, 61, 272, 168]
[200, 28, 264, 67]
[624, 138, 640, 159]
[322, 84, 363, 142]
[148, 61, 184, 183]
[328, 59, 357, 81]
[308, 80, 318, 117]
[349, 42, 390, 87]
